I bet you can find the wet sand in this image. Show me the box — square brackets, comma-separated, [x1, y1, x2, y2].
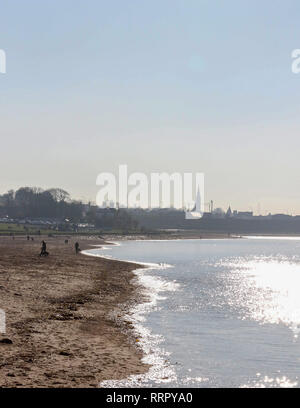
[0, 236, 149, 388]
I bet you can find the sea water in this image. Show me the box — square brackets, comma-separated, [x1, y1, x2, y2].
[86, 237, 300, 388]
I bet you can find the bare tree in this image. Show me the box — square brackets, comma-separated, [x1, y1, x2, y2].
[47, 188, 70, 203]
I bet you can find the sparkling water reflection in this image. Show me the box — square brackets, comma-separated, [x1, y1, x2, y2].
[220, 258, 300, 337]
[88, 238, 300, 388]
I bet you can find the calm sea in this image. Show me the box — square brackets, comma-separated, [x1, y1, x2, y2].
[86, 237, 300, 388]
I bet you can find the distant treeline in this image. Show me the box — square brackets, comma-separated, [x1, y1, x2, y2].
[5, 188, 300, 235]
[0, 187, 140, 231]
[0, 187, 83, 221]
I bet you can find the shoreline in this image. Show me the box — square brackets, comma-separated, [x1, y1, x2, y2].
[0, 232, 237, 387]
[1, 233, 291, 387]
[83, 242, 177, 387]
[83, 234, 300, 387]
[0, 235, 150, 387]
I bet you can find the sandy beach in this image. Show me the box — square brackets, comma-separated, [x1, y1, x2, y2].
[0, 232, 233, 388]
[0, 236, 149, 388]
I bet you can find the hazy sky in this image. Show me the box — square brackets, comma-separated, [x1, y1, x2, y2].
[1, 0, 300, 213]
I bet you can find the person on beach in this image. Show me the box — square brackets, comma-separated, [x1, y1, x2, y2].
[75, 242, 80, 254]
[40, 240, 49, 257]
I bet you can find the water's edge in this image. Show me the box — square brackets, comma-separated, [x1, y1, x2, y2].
[82, 242, 177, 388]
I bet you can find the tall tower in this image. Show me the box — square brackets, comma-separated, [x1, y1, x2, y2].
[195, 187, 201, 212]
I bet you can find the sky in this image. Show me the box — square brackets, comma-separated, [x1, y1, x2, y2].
[1, 0, 300, 214]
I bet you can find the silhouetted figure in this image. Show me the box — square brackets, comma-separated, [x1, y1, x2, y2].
[31, 237, 34, 241]
[75, 242, 80, 254]
[40, 240, 49, 257]
[27, 235, 30, 241]
[65, 239, 68, 244]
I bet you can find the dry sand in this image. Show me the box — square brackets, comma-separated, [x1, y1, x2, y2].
[0, 236, 149, 388]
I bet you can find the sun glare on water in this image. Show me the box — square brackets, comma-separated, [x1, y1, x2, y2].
[224, 258, 300, 337]
[220, 256, 300, 388]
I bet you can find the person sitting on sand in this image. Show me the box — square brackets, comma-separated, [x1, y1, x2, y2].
[40, 240, 49, 257]
[75, 242, 80, 254]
